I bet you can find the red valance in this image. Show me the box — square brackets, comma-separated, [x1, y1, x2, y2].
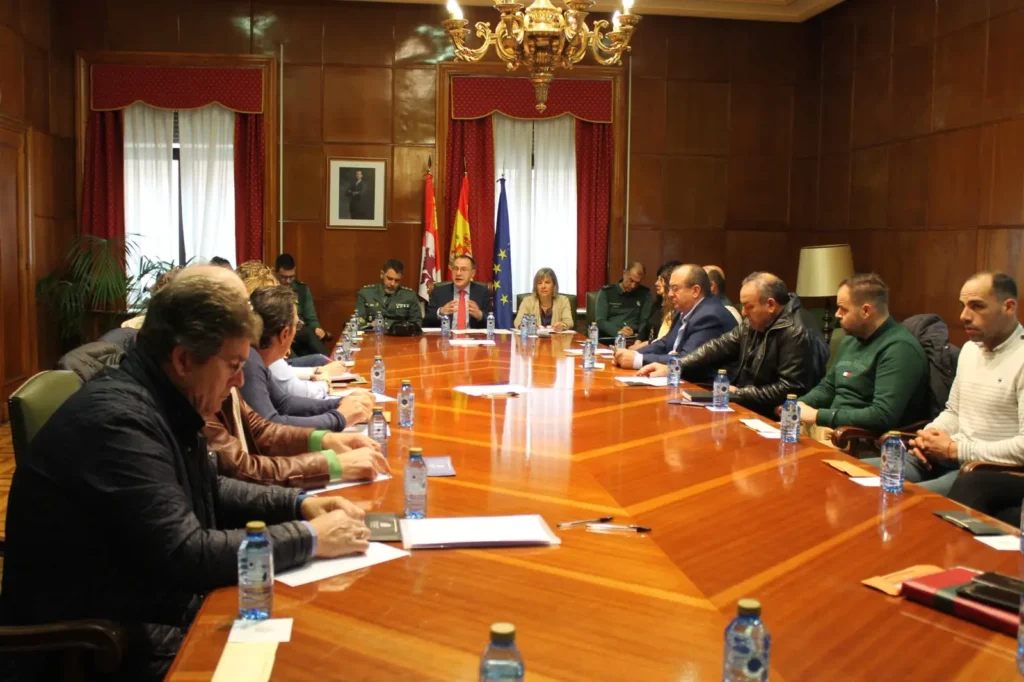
[91, 65, 264, 113]
[452, 77, 613, 123]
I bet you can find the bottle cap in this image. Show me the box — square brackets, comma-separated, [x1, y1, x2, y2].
[373, 406, 384, 414]
[489, 622, 516, 644]
[718, 369, 728, 374]
[786, 393, 797, 399]
[737, 598, 761, 617]
[374, 355, 383, 360]
[409, 447, 423, 456]
[884, 431, 902, 439]
[401, 379, 411, 385]
[246, 521, 267, 534]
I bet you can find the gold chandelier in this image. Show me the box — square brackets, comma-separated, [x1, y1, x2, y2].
[442, 0, 640, 112]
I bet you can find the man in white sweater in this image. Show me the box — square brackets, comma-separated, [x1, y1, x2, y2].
[905, 272, 1023, 495]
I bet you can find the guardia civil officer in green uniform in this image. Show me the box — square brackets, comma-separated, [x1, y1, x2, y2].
[595, 261, 654, 341]
[356, 259, 423, 328]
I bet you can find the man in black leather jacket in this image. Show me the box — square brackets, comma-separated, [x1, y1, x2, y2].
[640, 272, 828, 418]
[1, 267, 371, 681]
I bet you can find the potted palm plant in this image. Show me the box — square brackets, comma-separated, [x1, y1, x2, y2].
[37, 235, 179, 349]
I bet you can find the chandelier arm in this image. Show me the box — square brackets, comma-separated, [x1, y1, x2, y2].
[492, 18, 521, 63]
[565, 23, 590, 64]
[590, 20, 627, 65]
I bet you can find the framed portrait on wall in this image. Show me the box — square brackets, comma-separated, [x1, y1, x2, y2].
[327, 158, 386, 229]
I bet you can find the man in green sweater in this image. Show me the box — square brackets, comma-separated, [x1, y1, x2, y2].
[798, 273, 929, 440]
[595, 261, 654, 341]
[275, 253, 328, 357]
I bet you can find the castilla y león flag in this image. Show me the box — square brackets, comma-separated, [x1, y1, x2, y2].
[418, 171, 441, 301]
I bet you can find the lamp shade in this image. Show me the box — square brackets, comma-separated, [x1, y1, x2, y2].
[795, 244, 855, 298]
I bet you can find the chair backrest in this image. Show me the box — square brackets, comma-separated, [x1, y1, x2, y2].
[585, 291, 599, 326]
[8, 370, 82, 465]
[514, 293, 579, 327]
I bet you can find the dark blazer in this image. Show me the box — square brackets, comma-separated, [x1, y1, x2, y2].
[637, 297, 738, 377]
[425, 281, 492, 329]
[240, 347, 346, 431]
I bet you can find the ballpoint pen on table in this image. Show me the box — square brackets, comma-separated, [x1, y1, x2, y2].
[481, 392, 520, 399]
[557, 516, 614, 529]
[585, 523, 652, 534]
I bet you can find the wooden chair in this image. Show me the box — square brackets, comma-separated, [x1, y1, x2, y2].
[830, 421, 929, 453]
[4, 370, 126, 680]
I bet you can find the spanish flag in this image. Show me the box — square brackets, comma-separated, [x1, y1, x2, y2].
[447, 174, 473, 279]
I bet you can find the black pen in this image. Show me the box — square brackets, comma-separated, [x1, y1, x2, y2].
[585, 523, 652, 533]
[557, 516, 614, 529]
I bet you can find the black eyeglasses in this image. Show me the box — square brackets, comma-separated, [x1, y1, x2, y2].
[295, 318, 305, 332]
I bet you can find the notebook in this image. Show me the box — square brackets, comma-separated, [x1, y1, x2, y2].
[901, 567, 1016, 636]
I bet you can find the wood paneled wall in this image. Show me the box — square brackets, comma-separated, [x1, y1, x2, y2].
[0, 0, 77, 372]
[624, 15, 822, 300]
[805, 0, 1024, 345]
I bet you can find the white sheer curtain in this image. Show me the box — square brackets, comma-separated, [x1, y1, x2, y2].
[179, 104, 236, 263]
[123, 103, 176, 296]
[493, 114, 578, 306]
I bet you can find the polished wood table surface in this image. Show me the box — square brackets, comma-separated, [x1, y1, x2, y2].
[168, 333, 1020, 681]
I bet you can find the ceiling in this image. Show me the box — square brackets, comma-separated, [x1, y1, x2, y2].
[363, 0, 846, 22]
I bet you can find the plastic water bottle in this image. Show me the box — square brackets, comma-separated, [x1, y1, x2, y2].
[399, 379, 414, 427]
[529, 315, 538, 336]
[519, 319, 528, 342]
[582, 340, 596, 371]
[404, 447, 427, 518]
[588, 321, 599, 345]
[479, 622, 525, 681]
[374, 312, 385, 335]
[370, 406, 388, 458]
[339, 334, 353, 362]
[614, 332, 626, 350]
[667, 352, 681, 388]
[713, 369, 730, 409]
[237, 521, 273, 620]
[780, 394, 800, 443]
[332, 342, 344, 363]
[723, 599, 770, 682]
[347, 320, 358, 345]
[371, 355, 385, 394]
[441, 314, 451, 338]
[486, 312, 495, 339]
[880, 433, 906, 493]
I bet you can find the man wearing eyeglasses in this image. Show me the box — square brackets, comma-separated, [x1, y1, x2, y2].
[613, 264, 737, 375]
[425, 255, 491, 329]
[275, 252, 328, 357]
[595, 262, 654, 342]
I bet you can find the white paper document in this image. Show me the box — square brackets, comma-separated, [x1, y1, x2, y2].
[276, 542, 410, 587]
[577, 362, 606, 370]
[212, 642, 278, 682]
[449, 339, 497, 347]
[453, 384, 529, 397]
[705, 406, 735, 413]
[615, 376, 668, 387]
[975, 535, 1020, 551]
[305, 473, 391, 496]
[399, 514, 562, 550]
[421, 327, 443, 333]
[849, 476, 881, 487]
[229, 619, 293, 643]
[329, 373, 360, 383]
[740, 418, 782, 439]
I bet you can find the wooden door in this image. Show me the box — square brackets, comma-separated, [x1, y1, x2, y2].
[0, 116, 33, 419]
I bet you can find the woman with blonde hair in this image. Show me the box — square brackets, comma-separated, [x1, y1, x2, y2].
[236, 260, 279, 295]
[514, 267, 574, 331]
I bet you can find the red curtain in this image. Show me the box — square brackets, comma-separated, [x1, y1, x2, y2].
[80, 110, 125, 242]
[451, 77, 613, 123]
[444, 117, 495, 282]
[575, 120, 613, 296]
[234, 114, 265, 264]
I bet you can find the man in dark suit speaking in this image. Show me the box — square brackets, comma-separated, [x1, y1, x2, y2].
[613, 263, 737, 378]
[346, 170, 374, 220]
[425, 255, 491, 329]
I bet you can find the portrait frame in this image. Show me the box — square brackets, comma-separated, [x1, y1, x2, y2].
[327, 157, 387, 229]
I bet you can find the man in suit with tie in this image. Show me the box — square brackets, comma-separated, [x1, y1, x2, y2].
[425, 255, 492, 329]
[346, 170, 374, 220]
[613, 264, 737, 377]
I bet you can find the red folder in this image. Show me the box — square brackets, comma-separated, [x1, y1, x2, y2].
[901, 567, 1017, 636]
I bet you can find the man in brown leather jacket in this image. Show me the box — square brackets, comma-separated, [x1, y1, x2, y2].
[205, 388, 389, 490]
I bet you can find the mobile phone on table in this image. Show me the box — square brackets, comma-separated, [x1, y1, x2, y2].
[972, 571, 1024, 595]
[956, 583, 1020, 613]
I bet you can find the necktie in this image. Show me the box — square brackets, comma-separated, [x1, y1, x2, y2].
[458, 290, 468, 330]
[672, 316, 687, 352]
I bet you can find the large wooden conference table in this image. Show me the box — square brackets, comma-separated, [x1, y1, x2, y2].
[168, 333, 1019, 681]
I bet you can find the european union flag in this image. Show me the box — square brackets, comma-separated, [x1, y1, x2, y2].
[492, 178, 513, 329]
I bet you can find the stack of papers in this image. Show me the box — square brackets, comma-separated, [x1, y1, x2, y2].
[306, 473, 392, 496]
[615, 376, 668, 387]
[334, 388, 394, 403]
[424, 456, 456, 476]
[740, 418, 781, 439]
[453, 384, 528, 397]
[398, 514, 561, 550]
[276, 542, 410, 586]
[449, 339, 496, 347]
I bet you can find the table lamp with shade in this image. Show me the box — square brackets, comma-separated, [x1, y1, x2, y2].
[795, 244, 855, 343]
